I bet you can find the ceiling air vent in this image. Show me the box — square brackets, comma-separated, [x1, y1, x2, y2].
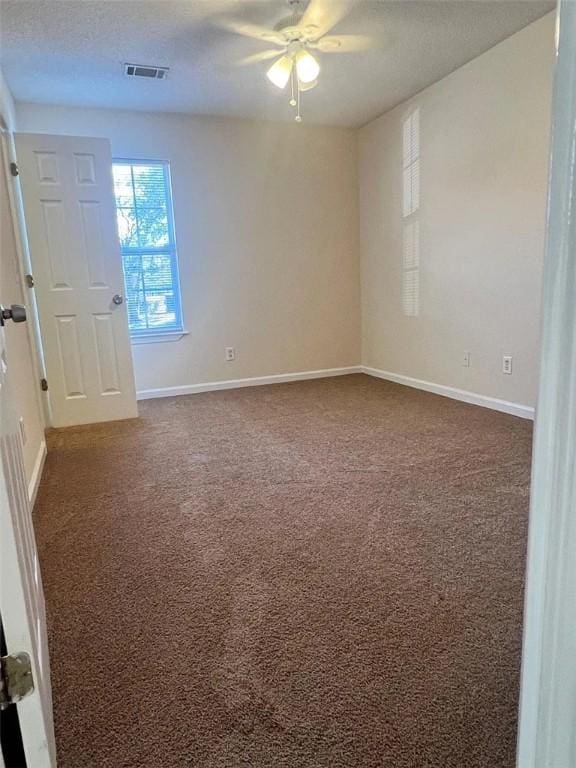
[124, 63, 169, 80]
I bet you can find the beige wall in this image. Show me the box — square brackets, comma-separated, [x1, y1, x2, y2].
[15, 104, 361, 392]
[358, 13, 555, 408]
[0, 68, 45, 486]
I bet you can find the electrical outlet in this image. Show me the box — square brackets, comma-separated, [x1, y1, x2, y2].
[462, 351, 471, 368]
[502, 355, 513, 375]
[225, 346, 235, 362]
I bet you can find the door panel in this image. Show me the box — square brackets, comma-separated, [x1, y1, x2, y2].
[73, 152, 97, 185]
[15, 133, 137, 427]
[55, 314, 86, 399]
[42, 200, 72, 289]
[93, 313, 122, 394]
[80, 201, 110, 288]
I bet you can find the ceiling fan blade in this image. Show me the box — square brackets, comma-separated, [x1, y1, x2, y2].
[215, 17, 285, 45]
[235, 49, 285, 67]
[313, 34, 373, 53]
[300, 0, 356, 39]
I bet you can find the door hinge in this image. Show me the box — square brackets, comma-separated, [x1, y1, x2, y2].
[25, 274, 35, 288]
[0, 652, 35, 710]
[9, 162, 18, 177]
[40, 378, 48, 392]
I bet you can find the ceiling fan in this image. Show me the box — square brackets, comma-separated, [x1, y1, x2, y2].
[218, 0, 372, 121]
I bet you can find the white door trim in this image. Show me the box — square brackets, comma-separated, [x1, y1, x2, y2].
[516, 2, 576, 766]
[0, 127, 49, 427]
[27, 438, 47, 506]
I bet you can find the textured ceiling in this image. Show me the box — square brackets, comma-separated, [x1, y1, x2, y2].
[0, 0, 554, 127]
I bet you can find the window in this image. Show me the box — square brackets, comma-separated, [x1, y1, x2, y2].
[402, 221, 420, 317]
[402, 108, 420, 218]
[112, 160, 183, 336]
[401, 108, 420, 317]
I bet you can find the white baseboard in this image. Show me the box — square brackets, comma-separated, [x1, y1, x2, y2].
[137, 366, 362, 401]
[136, 364, 534, 420]
[362, 366, 535, 420]
[28, 439, 47, 506]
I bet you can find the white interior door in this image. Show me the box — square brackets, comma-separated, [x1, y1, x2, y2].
[15, 133, 137, 427]
[0, 317, 56, 767]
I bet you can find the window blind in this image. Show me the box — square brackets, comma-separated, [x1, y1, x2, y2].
[402, 108, 420, 218]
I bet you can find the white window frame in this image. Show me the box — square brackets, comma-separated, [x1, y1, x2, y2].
[112, 158, 185, 341]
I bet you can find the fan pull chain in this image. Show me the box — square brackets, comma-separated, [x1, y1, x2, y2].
[295, 79, 302, 123]
[290, 67, 297, 107]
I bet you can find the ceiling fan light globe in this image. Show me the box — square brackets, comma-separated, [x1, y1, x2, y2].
[266, 55, 293, 89]
[298, 77, 318, 92]
[295, 49, 320, 84]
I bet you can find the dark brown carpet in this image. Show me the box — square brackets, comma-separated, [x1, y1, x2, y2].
[33, 374, 532, 768]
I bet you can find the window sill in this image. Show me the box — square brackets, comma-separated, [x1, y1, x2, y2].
[131, 330, 189, 345]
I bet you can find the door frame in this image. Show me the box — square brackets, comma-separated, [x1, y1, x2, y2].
[516, 1, 576, 766]
[0, 121, 50, 428]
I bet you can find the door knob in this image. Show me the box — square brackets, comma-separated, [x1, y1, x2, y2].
[0, 304, 27, 326]
[112, 294, 123, 305]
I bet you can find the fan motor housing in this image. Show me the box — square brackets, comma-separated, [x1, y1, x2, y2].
[274, 17, 304, 39]
[274, 18, 320, 44]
